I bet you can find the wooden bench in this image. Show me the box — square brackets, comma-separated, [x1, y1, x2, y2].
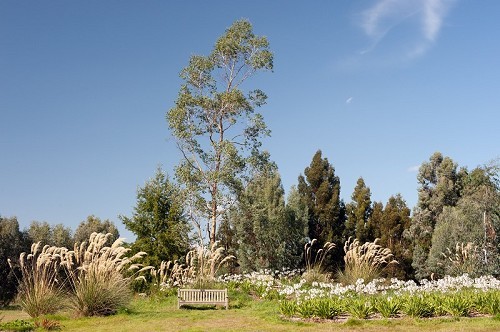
[177, 288, 228, 309]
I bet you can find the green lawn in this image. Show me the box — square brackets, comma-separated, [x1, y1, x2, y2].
[1, 295, 499, 332]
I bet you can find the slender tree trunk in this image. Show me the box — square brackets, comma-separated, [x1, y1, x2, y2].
[210, 189, 217, 247]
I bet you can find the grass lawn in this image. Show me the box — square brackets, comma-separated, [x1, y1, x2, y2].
[1, 294, 499, 332]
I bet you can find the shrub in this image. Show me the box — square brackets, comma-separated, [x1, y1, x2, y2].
[427, 292, 447, 316]
[441, 242, 482, 277]
[337, 238, 397, 285]
[149, 259, 195, 292]
[12, 243, 67, 317]
[64, 233, 150, 316]
[0, 216, 29, 307]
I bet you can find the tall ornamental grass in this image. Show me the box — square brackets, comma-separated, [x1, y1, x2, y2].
[9, 243, 68, 317]
[337, 237, 397, 285]
[184, 241, 235, 288]
[64, 233, 151, 316]
[441, 242, 481, 277]
[302, 239, 335, 283]
[149, 259, 195, 291]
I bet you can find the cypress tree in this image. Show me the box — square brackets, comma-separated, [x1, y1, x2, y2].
[298, 150, 344, 266]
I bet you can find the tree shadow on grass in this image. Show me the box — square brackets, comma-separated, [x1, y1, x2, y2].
[179, 305, 224, 311]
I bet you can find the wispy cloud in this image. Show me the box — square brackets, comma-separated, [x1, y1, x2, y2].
[407, 165, 420, 172]
[360, 0, 456, 59]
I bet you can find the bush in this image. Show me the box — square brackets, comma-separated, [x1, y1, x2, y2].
[0, 216, 29, 307]
[279, 300, 298, 317]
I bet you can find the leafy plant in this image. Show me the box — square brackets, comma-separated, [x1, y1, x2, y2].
[313, 298, 343, 319]
[279, 300, 298, 317]
[345, 297, 373, 319]
[337, 237, 397, 285]
[374, 296, 401, 318]
[441, 295, 472, 317]
[473, 290, 500, 315]
[427, 292, 447, 316]
[402, 294, 434, 318]
[296, 300, 316, 318]
[0, 319, 35, 331]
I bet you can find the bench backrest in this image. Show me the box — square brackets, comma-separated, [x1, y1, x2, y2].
[177, 289, 228, 309]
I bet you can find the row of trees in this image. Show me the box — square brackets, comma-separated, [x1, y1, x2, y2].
[26, 216, 119, 248]
[118, 150, 498, 281]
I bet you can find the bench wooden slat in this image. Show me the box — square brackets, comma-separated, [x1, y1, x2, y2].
[178, 288, 228, 309]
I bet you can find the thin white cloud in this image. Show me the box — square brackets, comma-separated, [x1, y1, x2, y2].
[346, 97, 353, 104]
[407, 165, 420, 172]
[360, 0, 456, 59]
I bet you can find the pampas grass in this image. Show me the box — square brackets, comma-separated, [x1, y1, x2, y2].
[337, 237, 397, 285]
[64, 232, 151, 316]
[185, 241, 235, 288]
[441, 242, 480, 276]
[10, 243, 68, 317]
[150, 259, 195, 290]
[150, 241, 234, 290]
[302, 239, 335, 283]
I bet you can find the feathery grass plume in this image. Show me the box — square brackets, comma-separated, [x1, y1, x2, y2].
[441, 242, 480, 277]
[150, 259, 195, 291]
[11, 242, 68, 317]
[184, 241, 235, 288]
[64, 232, 151, 316]
[302, 239, 335, 283]
[337, 237, 397, 285]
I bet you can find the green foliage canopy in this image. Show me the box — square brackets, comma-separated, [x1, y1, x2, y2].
[120, 168, 189, 267]
[167, 19, 273, 246]
[0, 216, 29, 306]
[74, 215, 119, 245]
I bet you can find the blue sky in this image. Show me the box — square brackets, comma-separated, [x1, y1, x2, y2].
[1, 1, 499, 241]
